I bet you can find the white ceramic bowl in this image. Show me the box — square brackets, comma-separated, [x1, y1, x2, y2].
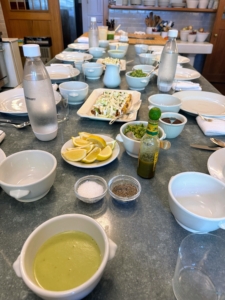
[138, 53, 156, 65]
[159, 112, 187, 138]
[59, 81, 89, 105]
[188, 33, 197, 43]
[134, 44, 149, 54]
[99, 40, 109, 48]
[196, 31, 209, 42]
[82, 62, 104, 80]
[88, 47, 105, 58]
[148, 94, 182, 113]
[109, 43, 129, 54]
[168, 172, 225, 233]
[116, 121, 166, 158]
[198, 0, 209, 8]
[133, 65, 155, 78]
[186, 0, 199, 7]
[108, 49, 126, 59]
[125, 71, 151, 91]
[179, 29, 192, 41]
[13, 214, 117, 300]
[0, 150, 57, 202]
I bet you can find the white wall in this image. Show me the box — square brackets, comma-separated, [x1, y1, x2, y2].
[0, 2, 8, 38]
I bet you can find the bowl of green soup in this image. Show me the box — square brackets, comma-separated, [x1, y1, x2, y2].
[13, 214, 117, 300]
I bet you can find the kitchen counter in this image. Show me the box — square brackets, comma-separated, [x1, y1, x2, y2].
[0, 46, 224, 300]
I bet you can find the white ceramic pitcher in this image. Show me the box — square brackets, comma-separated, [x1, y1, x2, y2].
[103, 63, 121, 88]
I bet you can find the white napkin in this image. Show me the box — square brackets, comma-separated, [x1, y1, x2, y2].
[134, 31, 146, 35]
[0, 130, 6, 143]
[77, 37, 89, 43]
[172, 81, 202, 91]
[196, 116, 225, 136]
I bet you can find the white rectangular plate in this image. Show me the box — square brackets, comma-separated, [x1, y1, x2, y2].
[77, 88, 141, 122]
[96, 59, 126, 71]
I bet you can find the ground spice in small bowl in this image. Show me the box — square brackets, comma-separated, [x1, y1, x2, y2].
[112, 183, 138, 198]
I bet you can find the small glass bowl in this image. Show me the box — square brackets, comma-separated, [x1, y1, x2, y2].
[74, 175, 108, 203]
[108, 175, 141, 203]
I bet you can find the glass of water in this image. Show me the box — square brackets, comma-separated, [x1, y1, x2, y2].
[57, 94, 69, 123]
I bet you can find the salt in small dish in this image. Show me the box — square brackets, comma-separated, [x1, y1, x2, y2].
[74, 175, 108, 203]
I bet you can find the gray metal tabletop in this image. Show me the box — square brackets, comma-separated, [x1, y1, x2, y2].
[0, 45, 225, 300]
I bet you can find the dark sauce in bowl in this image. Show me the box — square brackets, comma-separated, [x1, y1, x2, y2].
[161, 117, 182, 124]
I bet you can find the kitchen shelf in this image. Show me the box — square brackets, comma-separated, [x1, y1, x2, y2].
[108, 4, 217, 12]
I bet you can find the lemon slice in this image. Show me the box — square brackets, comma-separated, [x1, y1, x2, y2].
[67, 144, 94, 153]
[106, 140, 117, 150]
[82, 147, 101, 163]
[97, 146, 112, 161]
[62, 149, 87, 162]
[86, 135, 106, 149]
[78, 132, 91, 140]
[72, 137, 92, 147]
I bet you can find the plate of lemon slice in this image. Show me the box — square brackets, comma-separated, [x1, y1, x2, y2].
[61, 133, 120, 168]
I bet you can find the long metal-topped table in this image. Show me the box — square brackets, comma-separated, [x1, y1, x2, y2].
[0, 46, 225, 300]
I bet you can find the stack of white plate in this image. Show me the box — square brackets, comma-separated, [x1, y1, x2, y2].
[171, 0, 186, 6]
[158, 0, 170, 6]
[143, 0, 155, 5]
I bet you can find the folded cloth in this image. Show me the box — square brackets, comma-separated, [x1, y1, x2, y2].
[172, 81, 202, 91]
[0, 130, 6, 143]
[196, 116, 225, 136]
[134, 31, 146, 35]
[77, 37, 89, 43]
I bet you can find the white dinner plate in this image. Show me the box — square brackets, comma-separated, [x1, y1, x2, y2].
[207, 148, 225, 183]
[55, 51, 93, 62]
[0, 148, 6, 165]
[61, 135, 120, 169]
[67, 43, 89, 51]
[173, 91, 225, 117]
[46, 65, 80, 82]
[155, 55, 190, 64]
[148, 46, 164, 53]
[0, 88, 61, 116]
[96, 59, 126, 71]
[77, 88, 141, 122]
[155, 68, 200, 81]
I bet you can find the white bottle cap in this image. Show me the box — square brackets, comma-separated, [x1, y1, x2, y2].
[22, 44, 41, 57]
[91, 17, 96, 22]
[168, 29, 178, 38]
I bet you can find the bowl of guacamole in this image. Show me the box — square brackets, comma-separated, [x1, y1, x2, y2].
[125, 70, 151, 91]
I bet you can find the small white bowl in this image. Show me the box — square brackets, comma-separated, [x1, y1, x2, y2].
[180, 29, 192, 41]
[0, 150, 57, 202]
[109, 43, 129, 54]
[188, 33, 197, 43]
[138, 53, 156, 65]
[59, 81, 89, 105]
[13, 214, 117, 300]
[89, 47, 105, 58]
[134, 44, 149, 54]
[116, 121, 166, 158]
[196, 31, 209, 42]
[168, 172, 225, 233]
[198, 0, 209, 8]
[108, 49, 126, 59]
[148, 94, 182, 113]
[74, 175, 108, 203]
[125, 71, 151, 91]
[133, 65, 155, 78]
[99, 40, 109, 48]
[186, 0, 199, 8]
[159, 112, 187, 138]
[82, 62, 104, 80]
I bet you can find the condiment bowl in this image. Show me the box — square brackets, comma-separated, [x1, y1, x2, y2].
[82, 62, 104, 80]
[108, 49, 126, 59]
[125, 71, 151, 91]
[134, 44, 149, 54]
[74, 175, 108, 203]
[133, 65, 155, 78]
[148, 94, 182, 113]
[138, 53, 157, 65]
[59, 81, 89, 105]
[116, 121, 166, 158]
[0, 150, 57, 202]
[88, 47, 105, 58]
[168, 172, 225, 233]
[196, 31, 209, 42]
[108, 175, 141, 202]
[99, 40, 109, 48]
[13, 214, 117, 300]
[159, 112, 187, 138]
[109, 42, 129, 54]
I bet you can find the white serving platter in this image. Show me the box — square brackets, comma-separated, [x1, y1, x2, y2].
[61, 135, 120, 169]
[207, 148, 225, 184]
[96, 59, 126, 71]
[173, 91, 225, 117]
[67, 43, 89, 51]
[0, 88, 61, 116]
[55, 51, 93, 62]
[46, 65, 80, 82]
[77, 88, 141, 122]
[155, 67, 200, 81]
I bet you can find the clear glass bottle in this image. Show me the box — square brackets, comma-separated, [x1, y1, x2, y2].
[157, 29, 178, 92]
[89, 17, 99, 48]
[22, 44, 58, 141]
[137, 108, 161, 179]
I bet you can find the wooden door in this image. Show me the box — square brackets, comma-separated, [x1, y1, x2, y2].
[1, 0, 64, 57]
[202, 0, 225, 92]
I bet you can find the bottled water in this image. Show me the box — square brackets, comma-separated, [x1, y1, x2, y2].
[22, 44, 58, 141]
[89, 17, 99, 48]
[157, 30, 178, 92]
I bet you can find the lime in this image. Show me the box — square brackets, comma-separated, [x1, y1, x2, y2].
[149, 107, 161, 120]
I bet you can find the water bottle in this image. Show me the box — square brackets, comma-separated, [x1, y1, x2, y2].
[157, 29, 178, 92]
[22, 44, 58, 141]
[89, 17, 99, 47]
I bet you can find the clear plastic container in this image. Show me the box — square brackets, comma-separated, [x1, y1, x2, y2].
[22, 44, 58, 141]
[157, 29, 178, 92]
[88, 17, 99, 48]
